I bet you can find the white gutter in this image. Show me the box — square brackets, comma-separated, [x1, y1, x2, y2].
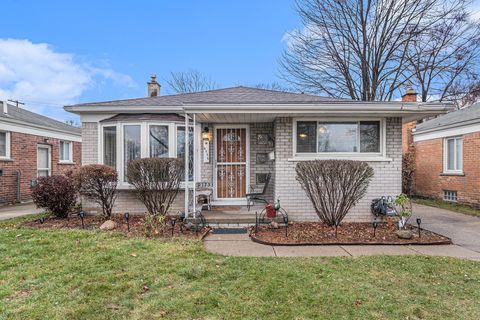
[0, 115, 81, 139]
[64, 102, 451, 114]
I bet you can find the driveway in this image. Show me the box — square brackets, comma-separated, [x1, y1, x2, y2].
[0, 202, 42, 221]
[411, 203, 480, 253]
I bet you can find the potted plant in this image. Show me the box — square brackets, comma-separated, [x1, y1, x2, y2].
[394, 193, 413, 239]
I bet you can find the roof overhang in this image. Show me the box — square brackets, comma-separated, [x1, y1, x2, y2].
[64, 101, 453, 123]
[0, 117, 81, 141]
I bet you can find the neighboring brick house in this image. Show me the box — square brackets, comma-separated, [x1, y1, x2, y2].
[0, 101, 81, 205]
[65, 77, 449, 221]
[409, 103, 480, 208]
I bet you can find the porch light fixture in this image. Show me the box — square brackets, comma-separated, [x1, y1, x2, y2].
[416, 218, 422, 238]
[79, 211, 85, 229]
[202, 127, 210, 141]
[124, 212, 130, 232]
[298, 133, 307, 139]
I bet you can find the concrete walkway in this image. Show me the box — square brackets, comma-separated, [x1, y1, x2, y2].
[0, 202, 42, 221]
[412, 203, 480, 253]
[204, 233, 480, 260]
[204, 203, 480, 260]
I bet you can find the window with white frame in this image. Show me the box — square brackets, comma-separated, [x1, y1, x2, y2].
[103, 126, 117, 168]
[0, 131, 11, 159]
[59, 141, 73, 162]
[443, 190, 457, 202]
[37, 145, 51, 177]
[444, 136, 463, 173]
[295, 120, 382, 154]
[101, 122, 195, 183]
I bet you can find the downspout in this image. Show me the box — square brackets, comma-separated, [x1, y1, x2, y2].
[184, 112, 189, 218]
[193, 113, 196, 218]
[15, 169, 21, 202]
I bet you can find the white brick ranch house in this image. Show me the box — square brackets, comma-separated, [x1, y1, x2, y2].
[65, 79, 450, 222]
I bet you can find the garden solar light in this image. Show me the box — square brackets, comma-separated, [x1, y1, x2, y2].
[372, 221, 379, 238]
[79, 211, 85, 229]
[124, 212, 130, 232]
[416, 218, 422, 238]
[170, 216, 177, 237]
[39, 217, 45, 224]
[283, 215, 289, 237]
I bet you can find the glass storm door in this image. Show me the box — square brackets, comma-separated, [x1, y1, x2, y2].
[215, 127, 247, 199]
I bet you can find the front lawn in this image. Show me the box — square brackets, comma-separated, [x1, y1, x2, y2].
[1, 217, 480, 319]
[413, 197, 480, 218]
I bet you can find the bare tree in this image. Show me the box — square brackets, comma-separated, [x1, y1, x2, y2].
[166, 69, 217, 93]
[445, 80, 480, 109]
[253, 82, 292, 92]
[406, 1, 480, 103]
[281, 0, 456, 101]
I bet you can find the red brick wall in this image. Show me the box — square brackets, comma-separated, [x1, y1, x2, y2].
[414, 132, 480, 207]
[402, 121, 416, 154]
[0, 131, 81, 204]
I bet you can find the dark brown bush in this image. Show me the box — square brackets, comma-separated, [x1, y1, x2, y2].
[126, 158, 183, 217]
[296, 160, 374, 226]
[75, 164, 118, 218]
[31, 175, 77, 218]
[402, 152, 415, 196]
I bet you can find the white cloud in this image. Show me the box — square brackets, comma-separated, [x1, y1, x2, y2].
[0, 38, 136, 121]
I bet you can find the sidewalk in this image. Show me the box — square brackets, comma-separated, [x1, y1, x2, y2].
[204, 233, 480, 260]
[0, 202, 42, 221]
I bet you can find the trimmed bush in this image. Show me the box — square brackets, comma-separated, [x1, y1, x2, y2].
[75, 164, 118, 219]
[296, 160, 374, 227]
[126, 157, 183, 217]
[31, 175, 77, 218]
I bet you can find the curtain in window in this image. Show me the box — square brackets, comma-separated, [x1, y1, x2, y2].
[124, 125, 141, 180]
[0, 132, 6, 157]
[149, 125, 169, 157]
[176, 126, 194, 181]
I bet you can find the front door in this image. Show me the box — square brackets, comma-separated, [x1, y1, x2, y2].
[215, 127, 248, 200]
[37, 144, 51, 177]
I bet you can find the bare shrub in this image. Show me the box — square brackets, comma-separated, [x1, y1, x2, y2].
[402, 152, 416, 196]
[296, 160, 374, 227]
[31, 175, 77, 218]
[126, 158, 183, 217]
[75, 165, 118, 219]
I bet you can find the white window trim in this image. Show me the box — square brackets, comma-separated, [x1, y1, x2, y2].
[443, 190, 458, 202]
[99, 121, 200, 189]
[292, 118, 388, 161]
[37, 144, 52, 177]
[59, 140, 74, 163]
[0, 131, 11, 160]
[443, 136, 463, 174]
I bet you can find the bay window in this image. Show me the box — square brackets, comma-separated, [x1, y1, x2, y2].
[103, 126, 117, 168]
[295, 119, 382, 155]
[123, 125, 141, 181]
[149, 125, 169, 158]
[101, 121, 195, 184]
[444, 136, 463, 173]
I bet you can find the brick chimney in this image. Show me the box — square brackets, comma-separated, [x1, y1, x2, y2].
[2, 101, 7, 114]
[402, 84, 417, 102]
[147, 74, 161, 97]
[401, 85, 418, 154]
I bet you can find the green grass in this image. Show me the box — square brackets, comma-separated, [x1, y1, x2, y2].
[413, 197, 480, 218]
[1, 216, 480, 319]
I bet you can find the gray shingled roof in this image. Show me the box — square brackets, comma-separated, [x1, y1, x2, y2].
[0, 103, 81, 135]
[415, 103, 480, 133]
[70, 86, 344, 107]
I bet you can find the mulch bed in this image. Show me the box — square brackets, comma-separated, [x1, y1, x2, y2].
[250, 221, 452, 245]
[23, 214, 210, 239]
